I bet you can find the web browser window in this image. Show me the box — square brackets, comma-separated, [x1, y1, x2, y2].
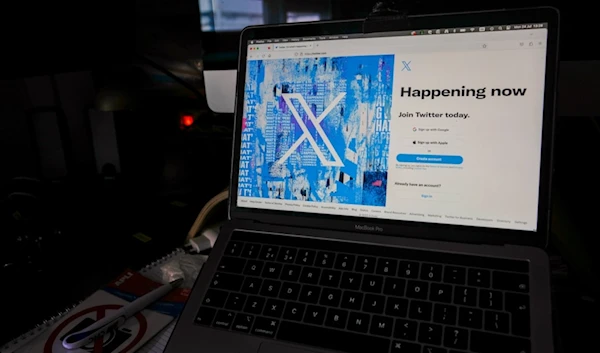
[237, 24, 548, 231]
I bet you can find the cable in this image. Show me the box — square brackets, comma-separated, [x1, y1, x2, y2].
[185, 222, 223, 253]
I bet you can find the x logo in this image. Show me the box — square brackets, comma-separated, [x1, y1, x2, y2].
[401, 60, 411, 71]
[277, 93, 346, 167]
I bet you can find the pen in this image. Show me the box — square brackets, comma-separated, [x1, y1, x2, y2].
[62, 278, 184, 350]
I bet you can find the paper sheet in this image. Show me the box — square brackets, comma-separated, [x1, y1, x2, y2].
[136, 320, 176, 353]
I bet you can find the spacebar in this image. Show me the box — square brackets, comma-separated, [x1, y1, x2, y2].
[277, 321, 390, 353]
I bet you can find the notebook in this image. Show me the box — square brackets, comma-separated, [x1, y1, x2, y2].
[0, 249, 194, 353]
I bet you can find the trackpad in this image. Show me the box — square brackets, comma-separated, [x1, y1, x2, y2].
[258, 342, 323, 353]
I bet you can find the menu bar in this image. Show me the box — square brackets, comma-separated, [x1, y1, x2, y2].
[249, 23, 547, 44]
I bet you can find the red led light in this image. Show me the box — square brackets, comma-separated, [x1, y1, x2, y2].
[181, 115, 194, 127]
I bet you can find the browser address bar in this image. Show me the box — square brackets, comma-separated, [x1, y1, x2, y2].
[274, 43, 314, 51]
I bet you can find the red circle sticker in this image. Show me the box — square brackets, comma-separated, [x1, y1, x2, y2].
[44, 305, 147, 353]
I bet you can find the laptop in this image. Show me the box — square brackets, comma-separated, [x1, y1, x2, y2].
[166, 7, 558, 353]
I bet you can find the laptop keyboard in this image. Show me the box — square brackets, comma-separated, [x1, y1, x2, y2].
[194, 231, 532, 353]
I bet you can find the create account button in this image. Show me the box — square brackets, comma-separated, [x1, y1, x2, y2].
[396, 154, 463, 164]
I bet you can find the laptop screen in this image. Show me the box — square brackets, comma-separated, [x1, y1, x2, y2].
[236, 23, 549, 232]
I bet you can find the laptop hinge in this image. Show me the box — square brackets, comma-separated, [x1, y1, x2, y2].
[241, 218, 513, 248]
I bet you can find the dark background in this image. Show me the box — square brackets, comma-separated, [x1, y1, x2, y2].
[0, 0, 598, 351]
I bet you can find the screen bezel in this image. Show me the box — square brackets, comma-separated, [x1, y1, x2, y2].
[229, 7, 559, 247]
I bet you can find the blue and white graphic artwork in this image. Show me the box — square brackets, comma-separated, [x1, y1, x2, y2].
[238, 55, 394, 207]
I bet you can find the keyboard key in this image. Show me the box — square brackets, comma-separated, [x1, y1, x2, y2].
[319, 288, 342, 307]
[283, 302, 305, 321]
[340, 272, 362, 290]
[480, 289, 503, 310]
[259, 245, 279, 261]
[362, 275, 384, 293]
[304, 305, 326, 325]
[252, 316, 279, 337]
[262, 262, 282, 279]
[370, 315, 393, 337]
[213, 310, 235, 329]
[385, 297, 408, 317]
[241, 277, 262, 294]
[409, 300, 432, 321]
[325, 308, 348, 329]
[433, 304, 457, 325]
[391, 340, 420, 353]
[259, 279, 281, 297]
[470, 331, 531, 353]
[195, 306, 216, 326]
[224, 293, 247, 311]
[315, 251, 335, 268]
[420, 263, 442, 282]
[341, 291, 363, 310]
[348, 312, 370, 333]
[394, 319, 418, 340]
[406, 280, 428, 299]
[363, 294, 385, 314]
[454, 286, 477, 306]
[376, 258, 398, 276]
[280, 282, 301, 300]
[422, 346, 445, 353]
[384, 277, 406, 297]
[217, 256, 246, 273]
[429, 283, 452, 303]
[244, 296, 265, 314]
[484, 310, 509, 333]
[263, 298, 284, 318]
[505, 292, 530, 337]
[241, 243, 261, 258]
[399, 261, 419, 278]
[296, 249, 316, 265]
[334, 254, 356, 270]
[277, 247, 297, 263]
[458, 307, 482, 329]
[444, 266, 466, 284]
[299, 285, 321, 304]
[278, 320, 390, 353]
[281, 264, 301, 281]
[210, 272, 243, 291]
[356, 256, 376, 273]
[468, 268, 490, 287]
[418, 323, 442, 345]
[232, 313, 254, 332]
[243, 260, 264, 276]
[319, 269, 341, 287]
[202, 289, 228, 307]
[443, 326, 468, 350]
[492, 271, 529, 292]
[300, 267, 321, 284]
[224, 241, 243, 256]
